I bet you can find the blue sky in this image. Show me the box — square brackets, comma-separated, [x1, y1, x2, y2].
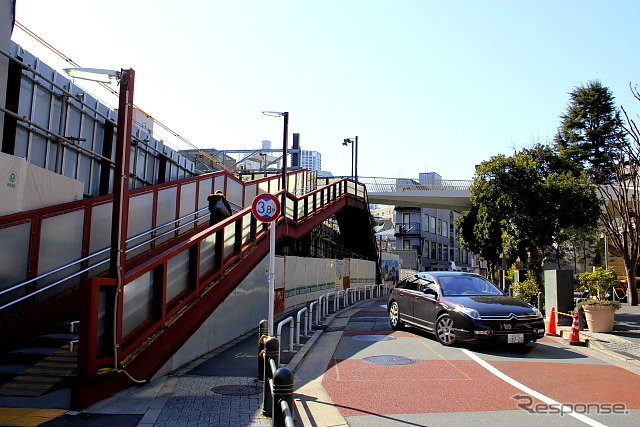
[11, 0, 640, 180]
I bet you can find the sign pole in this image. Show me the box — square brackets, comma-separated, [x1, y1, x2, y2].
[251, 193, 281, 338]
[268, 221, 276, 336]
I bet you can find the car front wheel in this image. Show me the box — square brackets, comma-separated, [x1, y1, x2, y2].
[435, 314, 457, 346]
[389, 301, 403, 330]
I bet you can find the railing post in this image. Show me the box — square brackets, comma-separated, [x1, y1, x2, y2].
[258, 319, 269, 381]
[272, 366, 294, 427]
[263, 336, 279, 416]
[308, 301, 316, 326]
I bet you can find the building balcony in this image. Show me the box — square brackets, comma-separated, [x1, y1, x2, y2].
[395, 222, 421, 237]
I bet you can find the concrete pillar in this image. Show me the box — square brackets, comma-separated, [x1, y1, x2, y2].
[544, 269, 574, 325]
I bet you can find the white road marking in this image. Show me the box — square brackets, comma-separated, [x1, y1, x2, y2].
[461, 348, 606, 427]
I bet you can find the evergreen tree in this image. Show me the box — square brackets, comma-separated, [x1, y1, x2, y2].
[456, 146, 600, 288]
[554, 80, 626, 184]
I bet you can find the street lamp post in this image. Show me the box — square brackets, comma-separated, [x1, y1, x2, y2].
[342, 136, 358, 183]
[65, 67, 136, 377]
[64, 67, 135, 279]
[262, 111, 289, 214]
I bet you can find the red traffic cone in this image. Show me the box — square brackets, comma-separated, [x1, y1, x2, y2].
[566, 311, 587, 346]
[546, 307, 558, 336]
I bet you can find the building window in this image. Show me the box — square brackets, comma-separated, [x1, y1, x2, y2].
[443, 244, 449, 261]
[443, 221, 448, 238]
[437, 219, 442, 236]
[423, 241, 430, 259]
[403, 239, 411, 250]
[437, 243, 442, 260]
[429, 216, 436, 234]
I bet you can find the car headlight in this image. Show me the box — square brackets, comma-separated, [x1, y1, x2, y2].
[531, 307, 543, 319]
[456, 306, 481, 320]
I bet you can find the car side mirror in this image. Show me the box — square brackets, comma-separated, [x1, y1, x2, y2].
[422, 288, 437, 297]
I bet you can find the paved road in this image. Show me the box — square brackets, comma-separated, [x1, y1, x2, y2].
[295, 298, 640, 426]
[7, 296, 640, 426]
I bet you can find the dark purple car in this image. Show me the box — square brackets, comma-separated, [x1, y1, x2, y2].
[387, 271, 545, 346]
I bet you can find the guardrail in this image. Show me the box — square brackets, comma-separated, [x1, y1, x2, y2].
[358, 176, 473, 193]
[262, 336, 295, 427]
[272, 283, 391, 363]
[276, 317, 295, 354]
[257, 283, 391, 425]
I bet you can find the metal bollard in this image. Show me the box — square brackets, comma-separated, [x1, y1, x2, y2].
[272, 366, 294, 427]
[263, 336, 280, 416]
[537, 292, 543, 312]
[258, 319, 269, 381]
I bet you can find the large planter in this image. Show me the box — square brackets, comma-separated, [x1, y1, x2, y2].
[582, 305, 616, 333]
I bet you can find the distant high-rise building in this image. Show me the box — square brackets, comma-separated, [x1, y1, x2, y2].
[299, 150, 321, 172]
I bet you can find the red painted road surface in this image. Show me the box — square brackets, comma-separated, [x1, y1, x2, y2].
[321, 302, 640, 422]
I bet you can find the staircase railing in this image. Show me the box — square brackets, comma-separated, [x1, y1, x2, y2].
[0, 169, 314, 322]
[77, 177, 366, 382]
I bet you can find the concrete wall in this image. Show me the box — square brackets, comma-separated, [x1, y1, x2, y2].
[155, 255, 377, 379]
[155, 256, 271, 377]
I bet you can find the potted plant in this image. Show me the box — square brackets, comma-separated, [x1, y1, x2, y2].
[575, 267, 621, 333]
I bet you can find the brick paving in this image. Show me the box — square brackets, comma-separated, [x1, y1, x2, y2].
[151, 377, 269, 427]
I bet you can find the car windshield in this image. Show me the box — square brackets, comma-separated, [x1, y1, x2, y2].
[438, 275, 503, 296]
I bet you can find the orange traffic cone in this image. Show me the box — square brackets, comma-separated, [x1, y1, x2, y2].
[546, 307, 558, 336]
[565, 311, 587, 346]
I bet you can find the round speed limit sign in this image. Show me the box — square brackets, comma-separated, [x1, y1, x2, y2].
[251, 193, 281, 222]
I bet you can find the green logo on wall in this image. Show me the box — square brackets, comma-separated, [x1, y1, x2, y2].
[7, 171, 17, 188]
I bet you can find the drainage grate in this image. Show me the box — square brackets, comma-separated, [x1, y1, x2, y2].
[211, 385, 262, 396]
[351, 334, 396, 341]
[362, 355, 419, 366]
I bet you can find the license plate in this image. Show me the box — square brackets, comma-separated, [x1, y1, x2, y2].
[507, 334, 524, 344]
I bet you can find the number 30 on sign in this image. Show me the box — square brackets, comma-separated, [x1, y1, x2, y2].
[251, 194, 281, 222]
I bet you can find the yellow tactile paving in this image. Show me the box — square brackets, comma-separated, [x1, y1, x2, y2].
[0, 407, 67, 426]
[0, 346, 77, 397]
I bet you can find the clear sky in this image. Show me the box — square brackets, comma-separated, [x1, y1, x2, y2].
[10, 0, 640, 180]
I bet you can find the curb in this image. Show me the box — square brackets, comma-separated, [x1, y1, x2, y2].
[556, 327, 640, 368]
[287, 297, 381, 373]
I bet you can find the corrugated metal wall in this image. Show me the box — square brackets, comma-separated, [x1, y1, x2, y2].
[4, 41, 195, 198]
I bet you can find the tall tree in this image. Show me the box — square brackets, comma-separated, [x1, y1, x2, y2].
[555, 80, 626, 184]
[456, 146, 600, 288]
[596, 86, 640, 306]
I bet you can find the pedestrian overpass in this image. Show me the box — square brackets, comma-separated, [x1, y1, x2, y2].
[0, 170, 472, 409]
[359, 177, 472, 210]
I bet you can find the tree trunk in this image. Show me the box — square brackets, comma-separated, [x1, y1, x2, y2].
[625, 262, 639, 306]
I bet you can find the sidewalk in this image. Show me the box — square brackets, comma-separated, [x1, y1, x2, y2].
[556, 305, 640, 366]
[28, 298, 377, 427]
[5, 300, 640, 426]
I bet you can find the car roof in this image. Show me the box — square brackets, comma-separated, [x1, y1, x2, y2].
[414, 271, 481, 278]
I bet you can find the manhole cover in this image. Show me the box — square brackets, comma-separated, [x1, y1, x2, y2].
[362, 355, 418, 366]
[351, 334, 396, 341]
[211, 385, 262, 396]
